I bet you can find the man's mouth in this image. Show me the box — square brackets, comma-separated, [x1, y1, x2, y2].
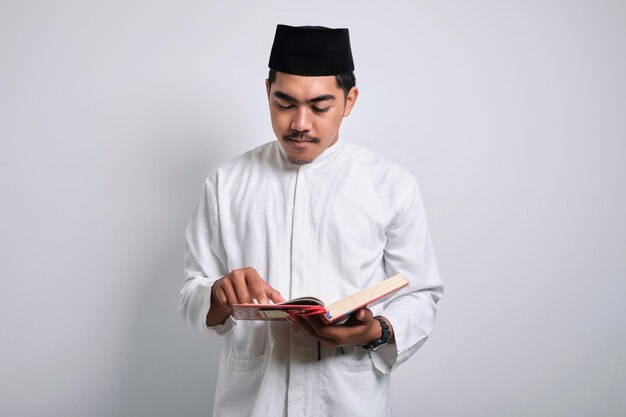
[284, 135, 319, 143]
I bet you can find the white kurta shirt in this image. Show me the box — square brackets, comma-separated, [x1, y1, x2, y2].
[179, 138, 443, 417]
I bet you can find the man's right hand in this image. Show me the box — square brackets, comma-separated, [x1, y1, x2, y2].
[206, 267, 284, 327]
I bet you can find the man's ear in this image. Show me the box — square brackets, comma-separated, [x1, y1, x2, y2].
[343, 86, 359, 117]
[265, 79, 271, 99]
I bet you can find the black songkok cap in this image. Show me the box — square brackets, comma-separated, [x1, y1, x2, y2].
[268, 24, 355, 76]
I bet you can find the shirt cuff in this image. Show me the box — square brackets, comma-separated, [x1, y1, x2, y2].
[370, 339, 398, 374]
[205, 314, 237, 336]
[365, 305, 395, 373]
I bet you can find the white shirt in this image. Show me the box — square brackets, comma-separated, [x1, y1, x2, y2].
[179, 138, 443, 417]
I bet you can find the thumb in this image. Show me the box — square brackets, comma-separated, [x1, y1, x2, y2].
[355, 308, 373, 322]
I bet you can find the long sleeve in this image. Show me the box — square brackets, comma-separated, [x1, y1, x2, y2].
[178, 173, 236, 336]
[370, 175, 444, 373]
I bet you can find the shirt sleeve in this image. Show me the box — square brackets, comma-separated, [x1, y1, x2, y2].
[178, 173, 236, 336]
[370, 175, 444, 374]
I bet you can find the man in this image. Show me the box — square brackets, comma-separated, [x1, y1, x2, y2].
[179, 24, 443, 416]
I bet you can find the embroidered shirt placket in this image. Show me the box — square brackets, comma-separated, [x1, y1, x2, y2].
[287, 164, 314, 417]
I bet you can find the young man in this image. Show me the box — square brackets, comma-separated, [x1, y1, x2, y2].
[180, 24, 443, 416]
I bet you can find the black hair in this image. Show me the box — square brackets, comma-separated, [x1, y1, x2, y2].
[267, 69, 356, 98]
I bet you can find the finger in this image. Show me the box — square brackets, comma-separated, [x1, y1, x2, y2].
[289, 316, 336, 346]
[214, 286, 229, 307]
[243, 267, 267, 304]
[305, 315, 364, 342]
[254, 289, 268, 305]
[231, 269, 253, 304]
[302, 314, 326, 331]
[303, 316, 346, 340]
[220, 277, 239, 307]
[248, 279, 267, 305]
[266, 286, 285, 304]
[291, 316, 322, 336]
[355, 308, 373, 322]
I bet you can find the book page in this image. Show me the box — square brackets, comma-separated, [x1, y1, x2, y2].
[279, 297, 325, 306]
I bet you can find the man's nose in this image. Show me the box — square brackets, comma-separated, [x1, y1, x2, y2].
[290, 108, 312, 132]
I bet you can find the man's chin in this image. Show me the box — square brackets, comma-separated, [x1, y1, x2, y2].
[280, 141, 319, 164]
[285, 150, 317, 165]
[287, 157, 313, 165]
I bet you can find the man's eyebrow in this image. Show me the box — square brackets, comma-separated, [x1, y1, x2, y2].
[273, 91, 297, 102]
[273, 91, 336, 104]
[308, 94, 336, 103]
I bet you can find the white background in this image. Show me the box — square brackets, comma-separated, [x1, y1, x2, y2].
[1, 1, 625, 416]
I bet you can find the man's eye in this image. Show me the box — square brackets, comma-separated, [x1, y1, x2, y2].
[277, 103, 294, 109]
[313, 107, 331, 113]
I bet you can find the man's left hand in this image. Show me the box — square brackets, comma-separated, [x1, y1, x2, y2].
[287, 308, 393, 348]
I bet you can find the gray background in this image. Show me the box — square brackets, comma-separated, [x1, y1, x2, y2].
[1, 1, 625, 416]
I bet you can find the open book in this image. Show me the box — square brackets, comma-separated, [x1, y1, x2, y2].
[232, 274, 408, 325]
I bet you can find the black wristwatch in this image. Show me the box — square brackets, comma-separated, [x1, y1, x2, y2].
[362, 317, 391, 351]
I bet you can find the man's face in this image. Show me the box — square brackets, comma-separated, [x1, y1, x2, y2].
[266, 72, 358, 165]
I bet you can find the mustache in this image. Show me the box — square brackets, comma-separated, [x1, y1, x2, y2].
[284, 132, 320, 142]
